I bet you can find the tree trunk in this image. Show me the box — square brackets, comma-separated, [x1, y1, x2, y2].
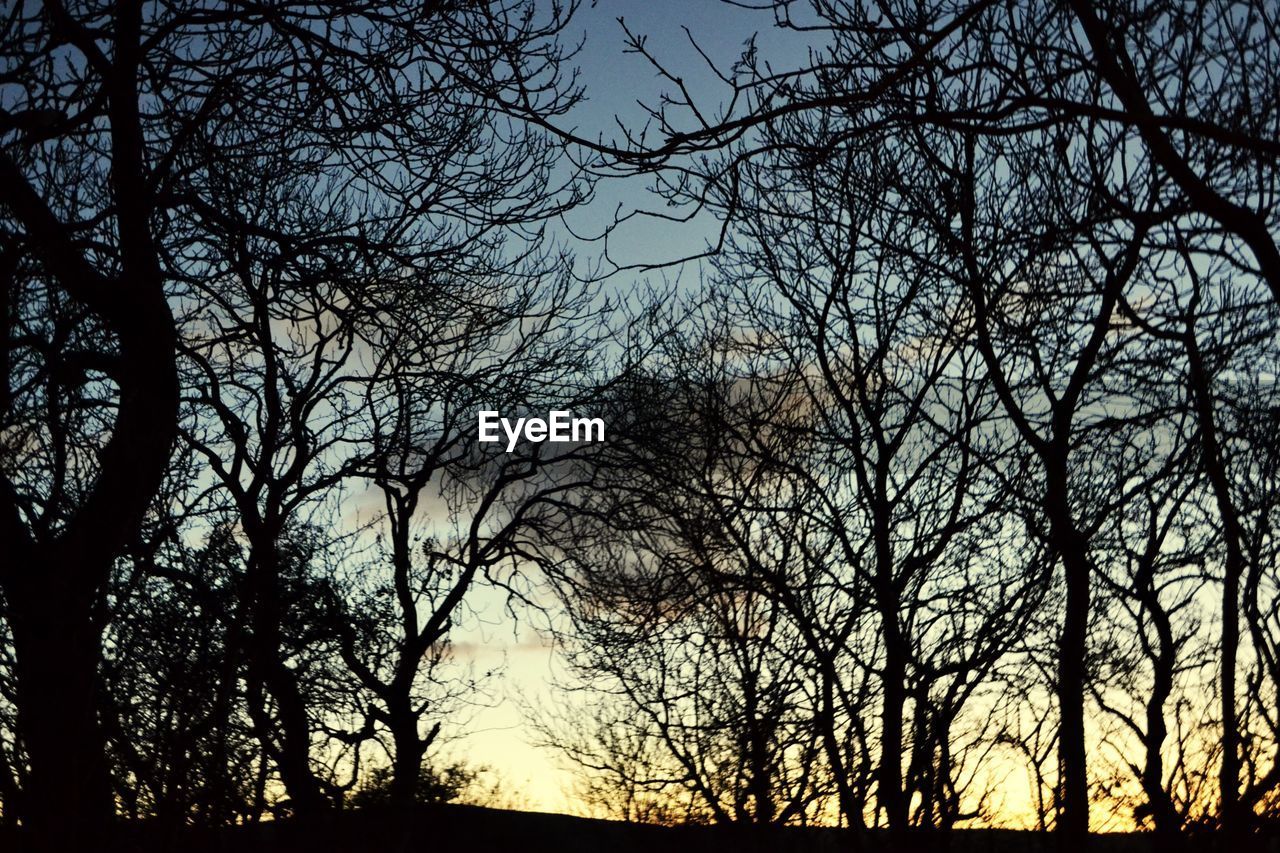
[387, 703, 426, 809]
[1184, 330, 1244, 836]
[873, 466, 908, 833]
[742, 662, 775, 824]
[261, 657, 326, 816]
[7, 565, 116, 851]
[1142, 650, 1182, 844]
[816, 654, 866, 831]
[1138, 558, 1181, 845]
[1046, 456, 1090, 847]
[879, 612, 909, 831]
[1, 128, 178, 849]
[1219, 567, 1241, 833]
[244, 540, 327, 816]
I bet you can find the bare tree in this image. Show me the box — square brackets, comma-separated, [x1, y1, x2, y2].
[541, 5, 1202, 838]
[705, 119, 1046, 835]
[537, 341, 838, 827]
[1113, 232, 1280, 832]
[1088, 403, 1209, 843]
[503, 0, 1280, 841]
[329, 253, 601, 809]
[104, 526, 268, 826]
[2, 0, 583, 842]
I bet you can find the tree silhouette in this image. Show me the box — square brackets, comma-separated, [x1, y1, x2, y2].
[4, 0, 1279, 848]
[518, 0, 1280, 841]
[1, 0, 583, 845]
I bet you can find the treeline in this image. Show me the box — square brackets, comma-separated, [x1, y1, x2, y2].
[528, 0, 1280, 844]
[1, 1, 1279, 851]
[0, 2, 602, 849]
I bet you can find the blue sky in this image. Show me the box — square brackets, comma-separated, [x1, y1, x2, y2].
[449, 0, 819, 814]
[556, 0, 816, 273]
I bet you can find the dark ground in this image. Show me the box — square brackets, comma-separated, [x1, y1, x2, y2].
[5, 804, 1280, 853]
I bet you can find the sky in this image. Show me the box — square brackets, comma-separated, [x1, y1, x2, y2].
[554, 0, 816, 273]
[445, 0, 816, 815]
[403, 5, 1151, 827]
